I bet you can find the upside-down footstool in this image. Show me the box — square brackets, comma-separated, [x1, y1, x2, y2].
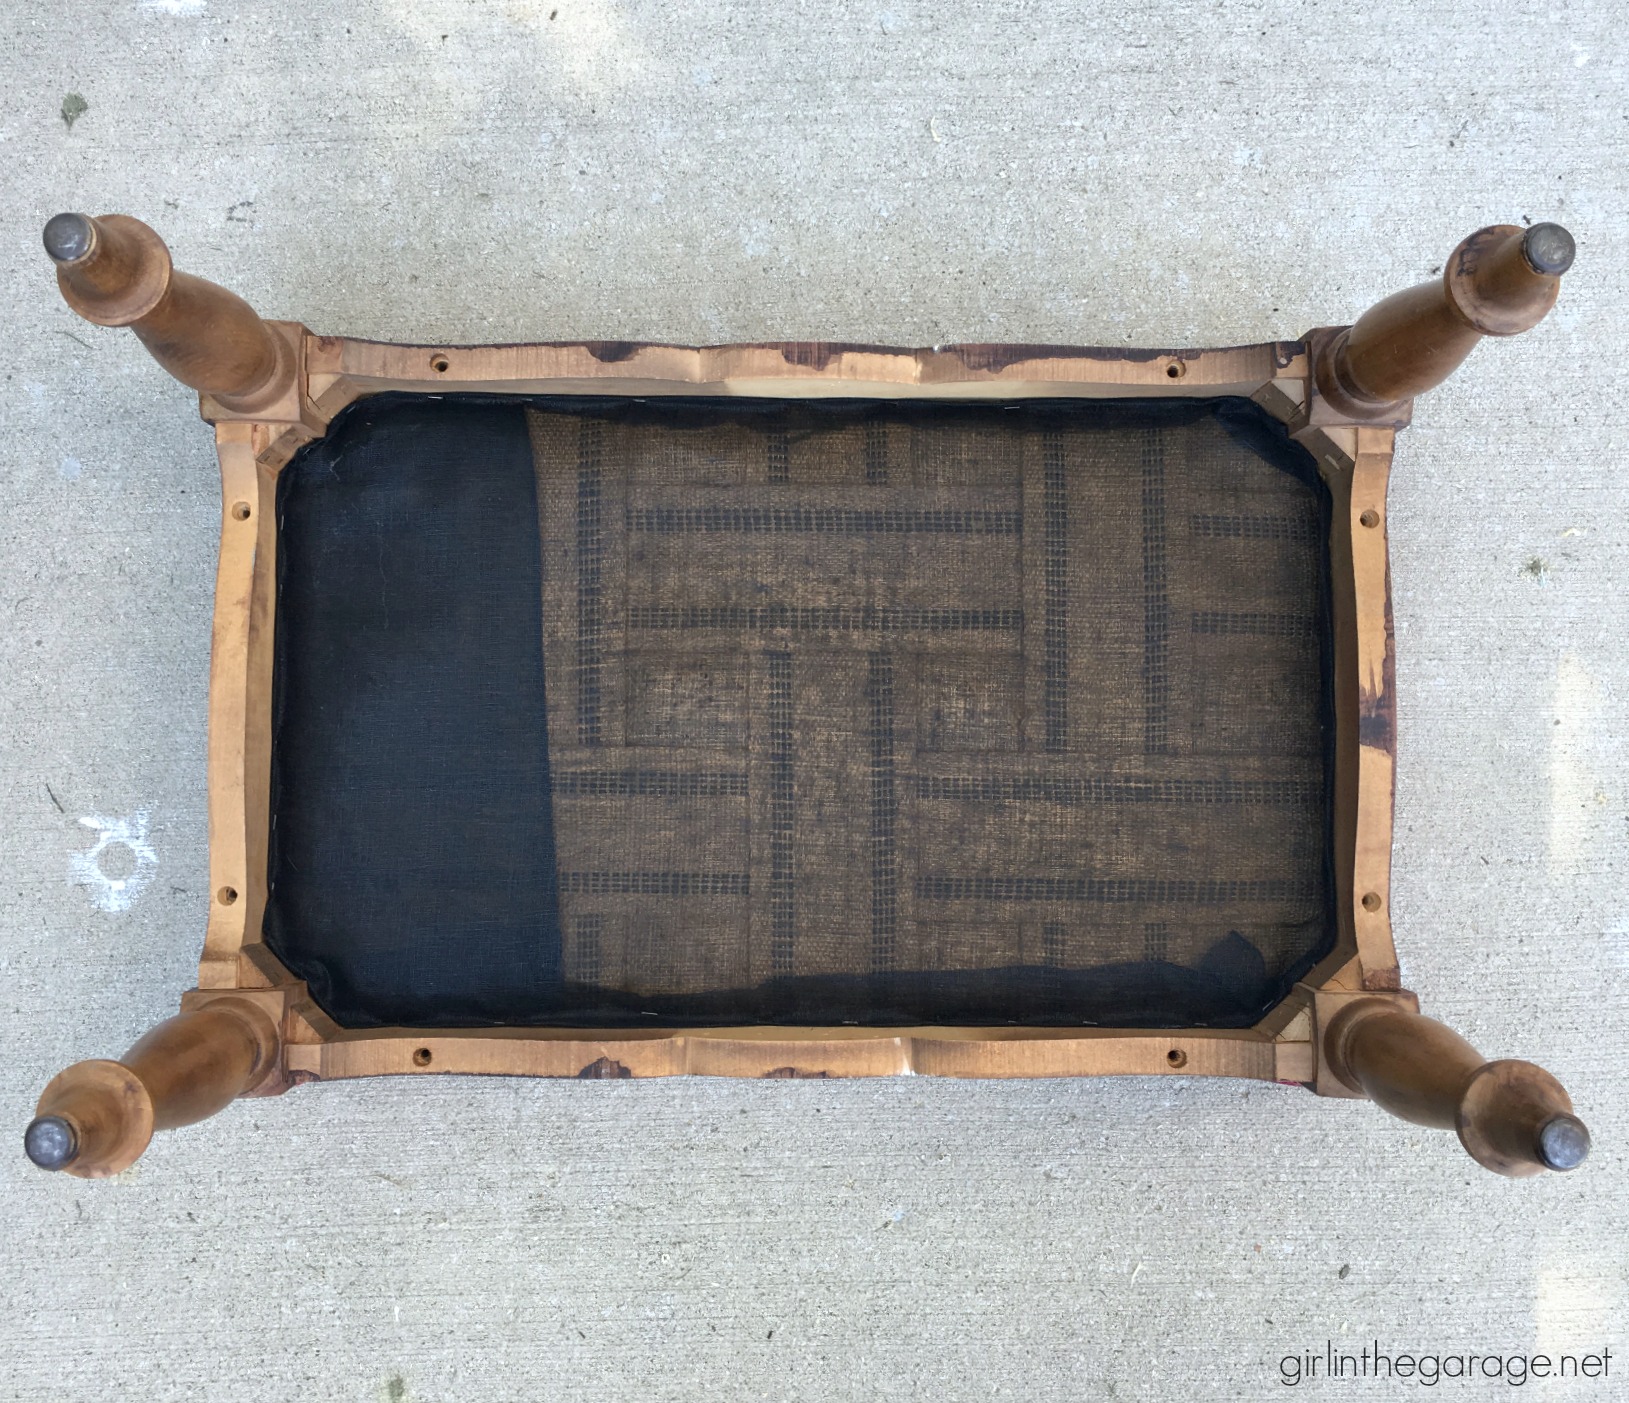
[24, 211, 1589, 1180]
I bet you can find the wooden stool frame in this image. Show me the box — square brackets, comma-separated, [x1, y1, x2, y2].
[26, 212, 1589, 1180]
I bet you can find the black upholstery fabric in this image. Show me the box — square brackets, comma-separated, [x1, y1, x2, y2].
[266, 392, 1334, 1029]
[266, 398, 561, 1025]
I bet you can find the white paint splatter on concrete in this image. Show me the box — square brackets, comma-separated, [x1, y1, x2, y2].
[59, 456, 83, 481]
[71, 811, 157, 912]
[138, 0, 207, 14]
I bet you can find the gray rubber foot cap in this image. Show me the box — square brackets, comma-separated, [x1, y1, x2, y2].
[1537, 1113, 1590, 1172]
[1523, 223, 1575, 276]
[43, 212, 94, 264]
[24, 1115, 79, 1171]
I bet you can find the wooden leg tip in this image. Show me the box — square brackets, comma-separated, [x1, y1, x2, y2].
[1538, 1114, 1590, 1172]
[23, 1115, 79, 1171]
[43, 212, 95, 264]
[1523, 223, 1575, 276]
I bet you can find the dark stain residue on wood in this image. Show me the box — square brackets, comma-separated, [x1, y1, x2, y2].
[1357, 695, 1395, 750]
[763, 1066, 833, 1079]
[771, 341, 1270, 376]
[774, 341, 908, 371]
[585, 341, 642, 363]
[948, 342, 1196, 373]
[577, 1055, 632, 1079]
[1357, 602, 1398, 752]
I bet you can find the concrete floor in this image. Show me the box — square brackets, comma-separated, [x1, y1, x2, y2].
[2, 2, 1625, 1399]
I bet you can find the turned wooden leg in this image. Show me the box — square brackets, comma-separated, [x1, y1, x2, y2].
[1325, 999, 1589, 1177]
[25, 999, 281, 1178]
[43, 211, 294, 410]
[1312, 222, 1574, 419]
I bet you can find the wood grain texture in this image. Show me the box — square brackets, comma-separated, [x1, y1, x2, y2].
[198, 424, 279, 988]
[281, 1024, 1295, 1083]
[1276, 421, 1402, 999]
[305, 335, 1302, 411]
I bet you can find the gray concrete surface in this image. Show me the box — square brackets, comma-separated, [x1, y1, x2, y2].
[2, 2, 1625, 1399]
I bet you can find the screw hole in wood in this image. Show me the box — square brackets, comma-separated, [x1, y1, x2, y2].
[1360, 509, 1380, 528]
[1167, 1048, 1187, 1068]
[216, 885, 238, 906]
[413, 1047, 433, 1067]
[1165, 360, 1185, 379]
[1361, 891, 1383, 912]
[430, 355, 450, 374]
[231, 501, 252, 520]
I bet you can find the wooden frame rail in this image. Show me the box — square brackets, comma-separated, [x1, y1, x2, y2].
[27, 214, 1585, 1178]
